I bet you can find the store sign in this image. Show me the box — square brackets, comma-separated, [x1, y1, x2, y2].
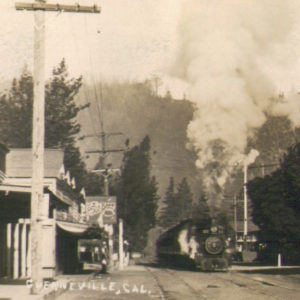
[85, 196, 117, 225]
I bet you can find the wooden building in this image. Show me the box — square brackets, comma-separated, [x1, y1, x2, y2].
[0, 148, 90, 279]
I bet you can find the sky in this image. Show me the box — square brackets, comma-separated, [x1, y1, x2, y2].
[1, 1, 300, 96]
[0, 0, 184, 96]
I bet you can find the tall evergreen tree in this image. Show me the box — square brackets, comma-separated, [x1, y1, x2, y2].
[247, 114, 297, 177]
[45, 59, 84, 148]
[116, 136, 159, 251]
[248, 143, 300, 264]
[0, 60, 88, 190]
[159, 177, 176, 228]
[176, 177, 193, 221]
[159, 177, 194, 229]
[0, 67, 33, 147]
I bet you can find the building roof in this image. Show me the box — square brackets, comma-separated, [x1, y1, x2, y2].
[234, 220, 259, 233]
[6, 148, 64, 178]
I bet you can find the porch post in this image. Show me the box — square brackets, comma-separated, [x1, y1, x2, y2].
[25, 219, 31, 277]
[20, 219, 27, 278]
[27, 222, 32, 277]
[13, 223, 20, 279]
[6, 223, 12, 277]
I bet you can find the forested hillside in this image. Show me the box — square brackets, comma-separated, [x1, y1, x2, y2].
[77, 80, 201, 204]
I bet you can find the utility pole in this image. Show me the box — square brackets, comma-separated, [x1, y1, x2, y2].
[233, 195, 237, 246]
[83, 84, 124, 269]
[86, 131, 123, 270]
[82, 81, 125, 269]
[85, 133, 124, 199]
[15, 0, 100, 294]
[243, 162, 248, 242]
[118, 218, 124, 270]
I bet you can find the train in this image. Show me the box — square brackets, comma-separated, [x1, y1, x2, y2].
[156, 219, 232, 271]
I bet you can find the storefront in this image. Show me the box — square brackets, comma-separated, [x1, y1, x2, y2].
[0, 148, 93, 279]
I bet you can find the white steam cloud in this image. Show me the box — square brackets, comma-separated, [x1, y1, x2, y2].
[172, 0, 300, 205]
[244, 149, 260, 167]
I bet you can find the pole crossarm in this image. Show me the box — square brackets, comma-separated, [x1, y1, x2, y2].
[86, 149, 124, 154]
[92, 168, 120, 175]
[15, 2, 101, 13]
[80, 132, 123, 139]
[248, 163, 279, 169]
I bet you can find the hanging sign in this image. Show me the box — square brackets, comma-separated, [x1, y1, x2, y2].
[85, 196, 117, 225]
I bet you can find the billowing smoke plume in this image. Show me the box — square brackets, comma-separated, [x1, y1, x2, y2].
[172, 0, 300, 206]
[244, 149, 260, 167]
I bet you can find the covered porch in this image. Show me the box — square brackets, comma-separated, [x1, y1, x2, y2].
[0, 184, 90, 279]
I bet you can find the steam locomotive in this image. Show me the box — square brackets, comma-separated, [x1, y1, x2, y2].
[156, 219, 231, 271]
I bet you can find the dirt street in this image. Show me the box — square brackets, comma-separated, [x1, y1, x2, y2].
[55, 264, 300, 300]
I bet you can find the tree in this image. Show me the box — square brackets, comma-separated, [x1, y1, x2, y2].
[248, 143, 300, 264]
[247, 114, 297, 177]
[0, 60, 89, 190]
[116, 136, 159, 251]
[158, 177, 194, 229]
[175, 177, 193, 221]
[159, 177, 176, 228]
[45, 59, 84, 148]
[0, 67, 33, 147]
[45, 60, 89, 188]
[83, 172, 104, 196]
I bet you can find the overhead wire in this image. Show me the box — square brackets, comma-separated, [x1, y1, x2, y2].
[82, 13, 103, 159]
[52, 7, 100, 163]
[83, 14, 104, 134]
[68, 13, 99, 142]
[1, 8, 67, 79]
[82, 12, 125, 169]
[81, 9, 112, 166]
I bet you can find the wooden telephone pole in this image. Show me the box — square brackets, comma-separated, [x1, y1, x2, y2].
[233, 195, 238, 246]
[15, 0, 100, 294]
[83, 85, 124, 269]
[243, 162, 248, 249]
[86, 130, 124, 269]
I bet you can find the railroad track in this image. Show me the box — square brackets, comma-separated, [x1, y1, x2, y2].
[147, 266, 300, 299]
[230, 271, 300, 291]
[146, 267, 168, 300]
[211, 269, 300, 300]
[146, 266, 206, 300]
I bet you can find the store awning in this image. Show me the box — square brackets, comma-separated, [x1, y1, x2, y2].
[0, 183, 31, 193]
[56, 220, 89, 234]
